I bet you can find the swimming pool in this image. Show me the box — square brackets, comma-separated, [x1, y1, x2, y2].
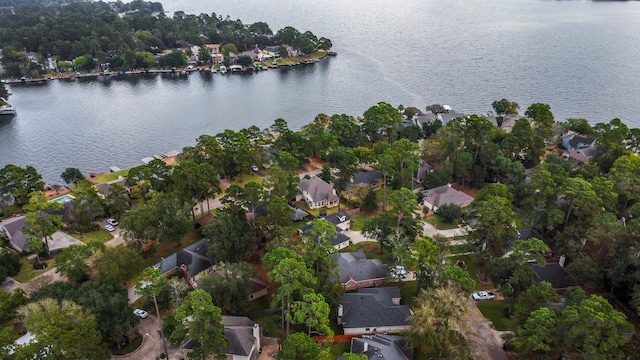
[49, 194, 75, 204]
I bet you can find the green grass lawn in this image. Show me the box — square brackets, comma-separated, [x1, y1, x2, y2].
[14, 258, 52, 282]
[73, 229, 113, 244]
[231, 173, 265, 185]
[90, 168, 130, 184]
[328, 342, 350, 357]
[425, 214, 460, 230]
[448, 243, 473, 254]
[253, 313, 283, 339]
[513, 211, 528, 229]
[349, 214, 371, 231]
[476, 300, 518, 331]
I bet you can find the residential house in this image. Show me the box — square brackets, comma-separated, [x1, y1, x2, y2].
[563, 147, 598, 164]
[422, 183, 474, 212]
[94, 177, 128, 198]
[212, 53, 224, 64]
[532, 263, 575, 295]
[338, 287, 411, 335]
[203, 44, 221, 54]
[344, 334, 414, 360]
[153, 238, 212, 288]
[203, 267, 269, 302]
[561, 131, 597, 151]
[414, 160, 434, 185]
[300, 223, 351, 250]
[413, 107, 464, 127]
[227, 52, 239, 64]
[181, 316, 262, 360]
[322, 210, 351, 232]
[330, 251, 388, 289]
[0, 216, 29, 252]
[341, 170, 382, 195]
[297, 177, 339, 209]
[254, 204, 309, 222]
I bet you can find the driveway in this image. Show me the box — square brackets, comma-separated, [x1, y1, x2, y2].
[343, 230, 375, 244]
[48, 231, 84, 251]
[422, 221, 469, 238]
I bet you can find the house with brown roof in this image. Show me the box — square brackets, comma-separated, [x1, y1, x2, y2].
[330, 251, 388, 289]
[422, 184, 474, 212]
[338, 288, 411, 335]
[297, 177, 339, 209]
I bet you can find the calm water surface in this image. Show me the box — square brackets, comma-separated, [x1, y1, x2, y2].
[2, 0, 640, 182]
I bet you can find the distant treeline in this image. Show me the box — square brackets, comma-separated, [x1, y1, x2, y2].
[0, 0, 331, 77]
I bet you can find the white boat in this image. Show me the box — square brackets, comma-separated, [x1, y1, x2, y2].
[220, 65, 227, 74]
[0, 99, 16, 115]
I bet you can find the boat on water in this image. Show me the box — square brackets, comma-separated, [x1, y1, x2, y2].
[220, 65, 227, 74]
[327, 51, 337, 56]
[0, 99, 16, 116]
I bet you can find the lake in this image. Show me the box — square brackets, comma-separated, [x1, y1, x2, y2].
[2, 0, 640, 183]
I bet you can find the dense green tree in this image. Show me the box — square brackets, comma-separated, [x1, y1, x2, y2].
[172, 160, 220, 223]
[290, 292, 333, 337]
[265, 196, 294, 233]
[488, 238, 550, 315]
[199, 262, 256, 315]
[60, 167, 84, 185]
[407, 236, 446, 291]
[491, 98, 519, 116]
[436, 203, 462, 224]
[203, 208, 253, 263]
[23, 191, 63, 255]
[55, 242, 103, 283]
[69, 179, 106, 234]
[94, 245, 144, 285]
[0, 288, 27, 324]
[175, 290, 229, 360]
[277, 332, 320, 360]
[0, 164, 44, 208]
[513, 281, 559, 324]
[0, 249, 21, 281]
[18, 298, 110, 360]
[263, 247, 316, 338]
[405, 286, 471, 359]
[105, 183, 130, 219]
[377, 139, 420, 189]
[439, 265, 475, 295]
[514, 307, 557, 357]
[362, 102, 403, 143]
[525, 103, 554, 140]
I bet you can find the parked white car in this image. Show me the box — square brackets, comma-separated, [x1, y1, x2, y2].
[472, 291, 496, 301]
[104, 224, 115, 232]
[133, 309, 149, 318]
[390, 265, 408, 279]
[106, 218, 119, 226]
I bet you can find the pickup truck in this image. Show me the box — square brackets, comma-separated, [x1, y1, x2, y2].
[472, 291, 496, 301]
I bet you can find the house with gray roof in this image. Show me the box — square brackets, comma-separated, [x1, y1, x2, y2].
[182, 315, 261, 360]
[414, 160, 434, 185]
[422, 183, 474, 212]
[533, 263, 575, 295]
[0, 216, 29, 252]
[153, 238, 212, 288]
[345, 334, 414, 360]
[300, 223, 351, 250]
[322, 210, 351, 231]
[561, 131, 596, 151]
[330, 251, 388, 289]
[298, 177, 339, 209]
[338, 287, 411, 335]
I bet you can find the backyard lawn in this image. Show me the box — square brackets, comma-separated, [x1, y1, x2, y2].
[448, 254, 494, 291]
[253, 313, 283, 339]
[73, 229, 113, 244]
[475, 300, 517, 331]
[425, 214, 460, 230]
[14, 258, 52, 282]
[90, 168, 130, 184]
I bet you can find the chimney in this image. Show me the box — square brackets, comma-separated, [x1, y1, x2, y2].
[363, 341, 368, 352]
[338, 304, 343, 317]
[253, 323, 261, 351]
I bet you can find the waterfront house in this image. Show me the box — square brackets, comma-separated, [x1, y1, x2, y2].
[422, 184, 474, 212]
[563, 147, 598, 164]
[338, 287, 411, 335]
[561, 131, 596, 151]
[345, 334, 414, 360]
[297, 177, 339, 209]
[181, 316, 262, 360]
[204, 44, 221, 54]
[153, 238, 212, 288]
[330, 251, 388, 289]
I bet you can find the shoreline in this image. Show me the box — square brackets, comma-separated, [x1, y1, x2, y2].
[1, 52, 330, 84]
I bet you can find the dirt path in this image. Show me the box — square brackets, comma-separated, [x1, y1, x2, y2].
[463, 298, 508, 360]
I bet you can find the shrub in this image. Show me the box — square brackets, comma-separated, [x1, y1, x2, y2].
[436, 203, 462, 224]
